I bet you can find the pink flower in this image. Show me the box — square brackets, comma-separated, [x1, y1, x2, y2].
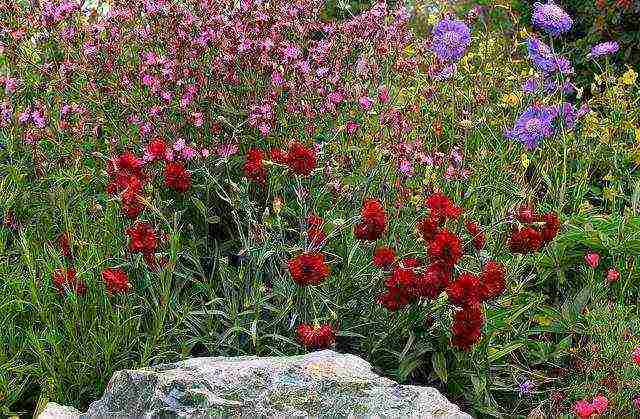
[633, 347, 640, 366]
[605, 268, 619, 283]
[346, 121, 359, 134]
[358, 96, 373, 110]
[398, 159, 413, 176]
[378, 86, 390, 103]
[634, 395, 640, 411]
[591, 395, 608, 415]
[574, 400, 594, 419]
[585, 252, 600, 268]
[328, 91, 343, 105]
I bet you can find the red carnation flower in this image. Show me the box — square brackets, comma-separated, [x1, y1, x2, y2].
[354, 199, 387, 241]
[425, 192, 462, 222]
[286, 142, 316, 176]
[164, 162, 191, 192]
[451, 304, 484, 351]
[373, 246, 396, 268]
[288, 252, 330, 286]
[106, 152, 145, 196]
[385, 267, 417, 290]
[126, 222, 158, 255]
[101, 268, 132, 294]
[465, 221, 485, 251]
[121, 189, 145, 219]
[296, 323, 336, 349]
[147, 137, 167, 160]
[244, 149, 267, 184]
[508, 226, 543, 254]
[417, 216, 440, 243]
[52, 267, 86, 295]
[515, 205, 540, 224]
[378, 285, 413, 311]
[479, 261, 506, 301]
[410, 262, 451, 299]
[428, 229, 462, 267]
[540, 212, 560, 243]
[446, 273, 481, 307]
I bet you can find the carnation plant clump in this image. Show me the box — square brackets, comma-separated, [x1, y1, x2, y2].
[1, 0, 640, 417]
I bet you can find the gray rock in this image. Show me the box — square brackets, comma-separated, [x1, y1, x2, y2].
[39, 350, 471, 418]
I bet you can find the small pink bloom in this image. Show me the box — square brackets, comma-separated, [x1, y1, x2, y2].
[378, 86, 390, 103]
[346, 121, 359, 134]
[634, 395, 640, 411]
[585, 252, 600, 268]
[605, 268, 620, 283]
[327, 91, 343, 105]
[398, 159, 413, 176]
[574, 400, 594, 419]
[591, 395, 608, 415]
[358, 96, 373, 110]
[173, 138, 186, 152]
[633, 347, 640, 366]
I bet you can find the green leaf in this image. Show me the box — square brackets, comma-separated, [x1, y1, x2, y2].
[487, 341, 524, 363]
[432, 352, 447, 384]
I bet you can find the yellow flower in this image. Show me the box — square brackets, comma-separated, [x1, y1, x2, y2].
[501, 93, 520, 107]
[635, 127, 640, 143]
[621, 68, 638, 85]
[519, 27, 528, 39]
[520, 153, 530, 168]
[427, 13, 438, 25]
[603, 187, 616, 201]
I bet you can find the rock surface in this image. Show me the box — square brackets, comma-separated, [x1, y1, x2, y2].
[39, 350, 471, 418]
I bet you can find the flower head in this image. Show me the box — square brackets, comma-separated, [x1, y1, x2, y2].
[164, 162, 191, 192]
[244, 149, 267, 184]
[451, 304, 484, 350]
[354, 199, 387, 241]
[288, 252, 330, 286]
[431, 19, 471, 62]
[479, 261, 506, 301]
[286, 142, 316, 176]
[296, 323, 336, 349]
[527, 37, 573, 75]
[428, 229, 463, 267]
[585, 252, 600, 268]
[101, 268, 132, 294]
[506, 105, 556, 149]
[574, 400, 594, 419]
[532, 2, 573, 36]
[373, 246, 396, 268]
[588, 41, 619, 59]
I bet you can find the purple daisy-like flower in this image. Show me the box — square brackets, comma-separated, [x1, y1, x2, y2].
[532, 2, 573, 37]
[527, 37, 573, 75]
[588, 41, 619, 59]
[506, 105, 556, 149]
[431, 19, 471, 62]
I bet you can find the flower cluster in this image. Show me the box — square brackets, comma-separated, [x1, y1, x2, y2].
[375, 193, 506, 350]
[508, 205, 560, 254]
[52, 267, 86, 296]
[244, 142, 317, 184]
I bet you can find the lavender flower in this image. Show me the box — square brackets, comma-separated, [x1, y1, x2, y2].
[588, 41, 619, 59]
[551, 102, 589, 130]
[518, 380, 534, 396]
[527, 37, 573, 75]
[532, 2, 573, 37]
[505, 105, 556, 149]
[431, 19, 471, 62]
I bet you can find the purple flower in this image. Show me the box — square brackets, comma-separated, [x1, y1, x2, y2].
[506, 105, 556, 149]
[431, 19, 471, 62]
[588, 41, 619, 59]
[518, 380, 534, 396]
[527, 37, 573, 75]
[551, 102, 589, 130]
[532, 2, 573, 37]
